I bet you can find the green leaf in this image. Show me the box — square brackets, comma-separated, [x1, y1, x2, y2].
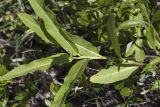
[114, 81, 124, 90]
[18, 13, 52, 44]
[45, 99, 52, 107]
[138, 3, 150, 22]
[50, 83, 60, 96]
[125, 41, 136, 57]
[151, 80, 160, 90]
[90, 66, 138, 84]
[28, 0, 78, 55]
[135, 39, 145, 62]
[106, 14, 121, 58]
[70, 34, 105, 59]
[117, 20, 148, 30]
[88, 0, 96, 3]
[0, 65, 8, 76]
[125, 39, 145, 62]
[97, 0, 112, 5]
[52, 59, 89, 107]
[15, 92, 27, 101]
[0, 53, 71, 81]
[120, 87, 132, 97]
[27, 0, 105, 59]
[145, 25, 156, 50]
[143, 57, 160, 73]
[152, 10, 160, 23]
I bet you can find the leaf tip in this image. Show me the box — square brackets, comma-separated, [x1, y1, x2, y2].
[90, 74, 98, 83]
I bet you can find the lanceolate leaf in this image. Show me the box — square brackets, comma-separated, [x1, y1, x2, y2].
[28, 0, 104, 59]
[106, 14, 121, 58]
[117, 20, 148, 30]
[90, 66, 138, 84]
[52, 59, 89, 107]
[28, 0, 78, 55]
[69, 34, 105, 59]
[0, 53, 71, 81]
[18, 13, 52, 44]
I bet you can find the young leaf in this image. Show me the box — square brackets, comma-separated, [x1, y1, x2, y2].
[120, 87, 133, 97]
[28, 0, 78, 55]
[90, 66, 138, 84]
[114, 81, 124, 90]
[117, 20, 148, 30]
[106, 14, 121, 58]
[0, 53, 71, 81]
[52, 59, 89, 107]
